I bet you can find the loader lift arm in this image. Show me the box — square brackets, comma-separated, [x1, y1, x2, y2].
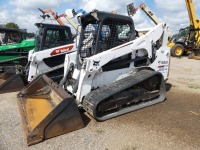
[127, 3, 161, 25]
[17, 10, 170, 146]
[185, 0, 200, 48]
[38, 8, 65, 26]
[0, 23, 74, 94]
[38, 8, 82, 32]
[127, 3, 173, 38]
[0, 8, 81, 94]
[185, 0, 200, 28]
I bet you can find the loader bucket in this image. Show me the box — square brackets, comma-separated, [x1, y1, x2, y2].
[0, 73, 27, 94]
[17, 74, 84, 146]
[188, 49, 200, 60]
[0, 72, 15, 82]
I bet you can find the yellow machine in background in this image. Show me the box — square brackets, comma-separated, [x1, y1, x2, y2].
[169, 0, 200, 59]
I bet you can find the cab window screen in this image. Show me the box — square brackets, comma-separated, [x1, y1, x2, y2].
[44, 29, 70, 50]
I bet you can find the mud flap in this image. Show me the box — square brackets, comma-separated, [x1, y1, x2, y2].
[0, 74, 27, 94]
[17, 74, 84, 146]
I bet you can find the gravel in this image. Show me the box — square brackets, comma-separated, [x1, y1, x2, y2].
[0, 57, 200, 150]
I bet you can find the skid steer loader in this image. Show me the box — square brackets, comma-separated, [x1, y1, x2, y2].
[0, 7, 85, 94]
[17, 10, 170, 145]
[0, 27, 35, 72]
[0, 23, 74, 93]
[0, 28, 35, 88]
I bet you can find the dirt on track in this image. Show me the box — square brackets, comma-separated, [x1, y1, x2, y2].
[0, 57, 200, 150]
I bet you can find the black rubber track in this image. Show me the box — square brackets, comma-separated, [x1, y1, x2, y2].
[82, 69, 166, 121]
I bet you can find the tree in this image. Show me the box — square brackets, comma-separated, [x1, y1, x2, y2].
[0, 24, 5, 27]
[5, 22, 19, 29]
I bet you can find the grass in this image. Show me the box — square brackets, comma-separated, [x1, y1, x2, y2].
[178, 77, 194, 82]
[122, 146, 137, 150]
[188, 85, 200, 89]
[187, 79, 195, 82]
[172, 84, 176, 87]
[96, 129, 104, 134]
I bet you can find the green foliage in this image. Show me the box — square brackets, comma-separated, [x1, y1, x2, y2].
[122, 146, 137, 150]
[5, 22, 19, 29]
[0, 24, 5, 27]
[188, 85, 200, 89]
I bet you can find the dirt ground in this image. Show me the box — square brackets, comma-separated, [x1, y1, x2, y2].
[0, 57, 200, 150]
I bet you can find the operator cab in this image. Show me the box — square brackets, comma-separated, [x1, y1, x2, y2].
[0, 28, 26, 45]
[176, 26, 198, 48]
[78, 11, 136, 58]
[35, 23, 73, 51]
[186, 27, 197, 47]
[33, 23, 74, 82]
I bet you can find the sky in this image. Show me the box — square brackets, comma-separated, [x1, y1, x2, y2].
[0, 0, 200, 34]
